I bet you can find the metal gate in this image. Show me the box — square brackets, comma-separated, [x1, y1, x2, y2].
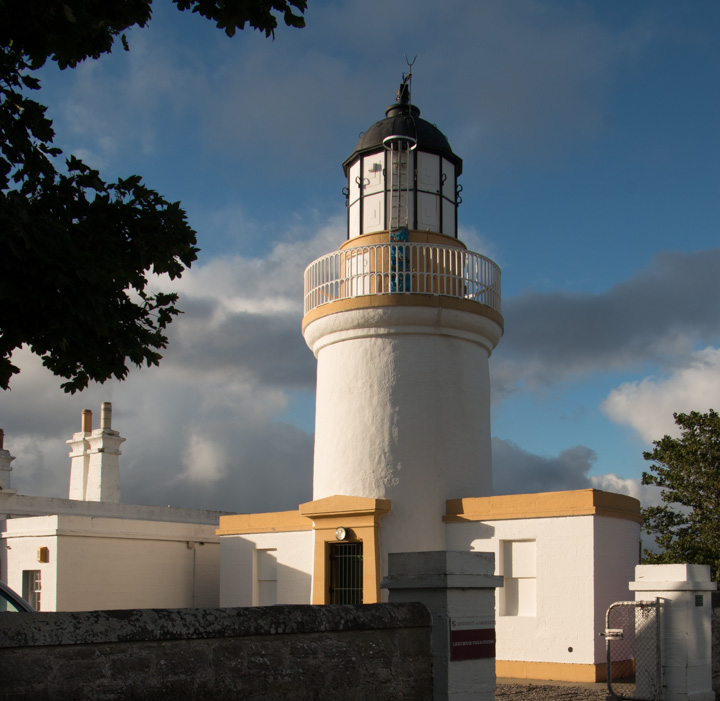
[329, 542, 363, 604]
[603, 599, 661, 700]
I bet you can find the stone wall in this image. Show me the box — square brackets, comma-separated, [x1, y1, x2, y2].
[713, 591, 720, 699]
[0, 603, 432, 701]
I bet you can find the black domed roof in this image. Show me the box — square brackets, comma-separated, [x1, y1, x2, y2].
[342, 101, 463, 176]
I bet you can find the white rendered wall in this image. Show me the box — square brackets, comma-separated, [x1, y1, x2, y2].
[446, 514, 640, 667]
[2, 515, 219, 611]
[2, 516, 59, 611]
[219, 531, 313, 607]
[592, 515, 641, 661]
[305, 305, 501, 566]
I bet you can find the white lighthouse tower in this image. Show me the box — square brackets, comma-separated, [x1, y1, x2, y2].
[302, 74, 504, 563]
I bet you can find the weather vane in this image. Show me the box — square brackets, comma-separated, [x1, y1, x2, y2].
[397, 54, 417, 105]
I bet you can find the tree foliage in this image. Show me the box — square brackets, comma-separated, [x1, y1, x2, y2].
[641, 409, 720, 582]
[0, 0, 307, 392]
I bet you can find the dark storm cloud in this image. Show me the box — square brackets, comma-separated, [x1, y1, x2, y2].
[2, 223, 341, 513]
[492, 437, 596, 496]
[4, 349, 316, 514]
[493, 249, 720, 394]
[121, 414, 314, 514]
[166, 307, 316, 390]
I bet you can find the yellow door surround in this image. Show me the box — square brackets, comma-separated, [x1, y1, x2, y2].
[299, 495, 391, 605]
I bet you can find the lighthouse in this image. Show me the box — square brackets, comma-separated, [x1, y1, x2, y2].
[302, 74, 504, 563]
[218, 80, 644, 684]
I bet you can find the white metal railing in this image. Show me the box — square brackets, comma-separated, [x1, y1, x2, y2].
[303, 243, 501, 316]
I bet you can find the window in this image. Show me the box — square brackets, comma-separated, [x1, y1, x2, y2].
[329, 542, 363, 604]
[499, 540, 536, 617]
[22, 570, 41, 611]
[253, 549, 277, 606]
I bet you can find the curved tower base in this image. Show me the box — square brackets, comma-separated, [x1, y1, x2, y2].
[303, 299, 502, 563]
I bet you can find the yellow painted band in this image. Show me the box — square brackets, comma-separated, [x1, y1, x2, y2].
[340, 230, 467, 250]
[445, 489, 642, 524]
[497, 658, 634, 683]
[216, 510, 311, 536]
[302, 294, 504, 334]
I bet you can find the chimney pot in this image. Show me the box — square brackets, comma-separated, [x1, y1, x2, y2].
[81, 410, 92, 433]
[101, 402, 112, 430]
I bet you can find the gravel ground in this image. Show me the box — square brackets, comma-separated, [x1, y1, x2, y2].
[496, 683, 609, 700]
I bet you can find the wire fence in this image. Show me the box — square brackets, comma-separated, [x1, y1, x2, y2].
[605, 600, 661, 701]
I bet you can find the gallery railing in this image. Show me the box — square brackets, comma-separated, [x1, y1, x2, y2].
[304, 243, 501, 316]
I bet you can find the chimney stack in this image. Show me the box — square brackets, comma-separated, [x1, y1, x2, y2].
[68, 403, 124, 502]
[0, 428, 17, 493]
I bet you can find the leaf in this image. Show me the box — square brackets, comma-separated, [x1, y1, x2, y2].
[641, 410, 720, 582]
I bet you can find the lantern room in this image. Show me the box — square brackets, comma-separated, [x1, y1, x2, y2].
[342, 76, 463, 240]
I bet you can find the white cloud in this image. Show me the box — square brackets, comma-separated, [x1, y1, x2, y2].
[6, 1, 715, 518]
[2, 216, 335, 513]
[457, 224, 499, 263]
[601, 346, 720, 442]
[37, 0, 659, 181]
[589, 473, 663, 507]
[180, 433, 228, 483]
[38, 19, 211, 170]
[167, 216, 340, 315]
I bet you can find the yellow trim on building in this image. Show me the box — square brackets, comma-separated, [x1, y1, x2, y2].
[445, 489, 642, 524]
[299, 495, 391, 605]
[216, 510, 312, 536]
[302, 293, 504, 334]
[497, 658, 634, 683]
[340, 230, 467, 251]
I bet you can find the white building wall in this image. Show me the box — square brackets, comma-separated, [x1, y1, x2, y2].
[2, 515, 219, 611]
[592, 516, 641, 660]
[2, 516, 60, 611]
[446, 514, 640, 667]
[219, 530, 313, 608]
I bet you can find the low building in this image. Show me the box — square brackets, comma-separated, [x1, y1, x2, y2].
[1, 404, 222, 611]
[218, 490, 640, 683]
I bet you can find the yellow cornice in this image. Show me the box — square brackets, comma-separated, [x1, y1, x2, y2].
[302, 294, 504, 334]
[216, 496, 393, 536]
[216, 510, 312, 536]
[299, 494, 391, 523]
[444, 489, 642, 524]
[340, 230, 467, 250]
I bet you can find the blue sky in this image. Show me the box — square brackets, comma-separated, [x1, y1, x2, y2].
[2, 0, 719, 515]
